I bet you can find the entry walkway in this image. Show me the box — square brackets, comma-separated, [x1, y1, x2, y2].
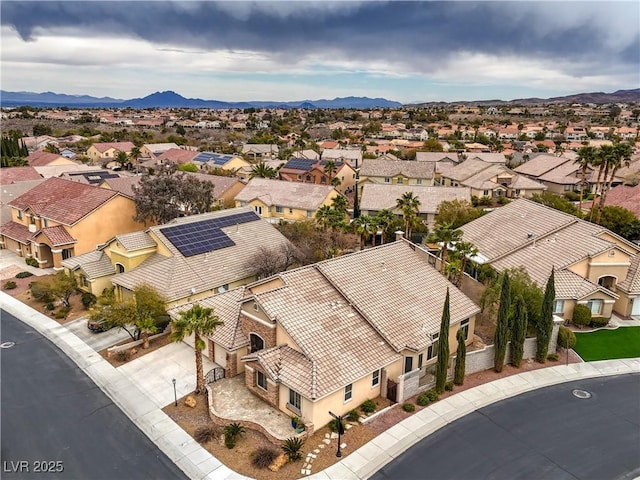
[209, 376, 295, 440]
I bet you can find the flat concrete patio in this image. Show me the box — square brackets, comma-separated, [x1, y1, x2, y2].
[209, 376, 297, 440]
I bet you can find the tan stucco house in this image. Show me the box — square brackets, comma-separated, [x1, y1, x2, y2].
[169, 240, 480, 432]
[0, 177, 144, 270]
[86, 142, 135, 164]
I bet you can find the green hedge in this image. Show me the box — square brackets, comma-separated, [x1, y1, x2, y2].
[572, 304, 592, 327]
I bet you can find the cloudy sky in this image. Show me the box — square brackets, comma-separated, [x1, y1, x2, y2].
[1, 1, 638, 104]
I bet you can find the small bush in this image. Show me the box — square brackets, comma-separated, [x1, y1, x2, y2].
[54, 306, 71, 319]
[252, 447, 279, 469]
[360, 399, 376, 414]
[547, 353, 559, 362]
[45, 302, 55, 311]
[445, 381, 454, 391]
[194, 425, 218, 444]
[30, 281, 53, 302]
[4, 281, 17, 290]
[402, 403, 415, 412]
[590, 317, 609, 328]
[25, 257, 39, 267]
[478, 195, 492, 206]
[345, 409, 360, 422]
[496, 196, 510, 205]
[328, 418, 346, 433]
[572, 304, 592, 328]
[115, 350, 132, 362]
[223, 422, 245, 449]
[557, 326, 576, 349]
[15, 271, 33, 279]
[563, 191, 580, 201]
[282, 437, 304, 462]
[155, 314, 171, 332]
[224, 432, 236, 449]
[425, 389, 439, 402]
[81, 292, 97, 309]
[416, 393, 431, 406]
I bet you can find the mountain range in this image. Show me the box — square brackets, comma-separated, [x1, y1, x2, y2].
[1, 89, 638, 109]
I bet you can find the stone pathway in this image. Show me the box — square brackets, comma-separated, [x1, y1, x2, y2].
[301, 423, 356, 476]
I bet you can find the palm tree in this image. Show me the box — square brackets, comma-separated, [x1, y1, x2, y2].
[596, 142, 632, 223]
[170, 304, 223, 394]
[323, 160, 337, 185]
[396, 191, 421, 239]
[129, 146, 142, 173]
[374, 209, 396, 245]
[250, 162, 277, 179]
[352, 215, 376, 250]
[432, 222, 463, 274]
[115, 151, 129, 169]
[450, 240, 478, 286]
[575, 145, 596, 213]
[315, 205, 333, 231]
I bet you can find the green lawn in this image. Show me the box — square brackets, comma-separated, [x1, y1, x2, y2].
[573, 327, 640, 362]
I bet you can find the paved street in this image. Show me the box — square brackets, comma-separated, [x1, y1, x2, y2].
[65, 316, 132, 352]
[0, 310, 187, 480]
[372, 374, 640, 480]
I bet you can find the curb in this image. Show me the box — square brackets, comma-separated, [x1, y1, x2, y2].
[1, 291, 248, 480]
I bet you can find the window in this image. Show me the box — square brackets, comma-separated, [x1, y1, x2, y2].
[43, 218, 49, 227]
[563, 184, 571, 191]
[371, 369, 380, 387]
[384, 177, 391, 183]
[403, 356, 413, 373]
[416, 179, 423, 185]
[249, 333, 264, 353]
[289, 208, 293, 214]
[344, 384, 353, 402]
[460, 318, 470, 339]
[307, 210, 313, 218]
[396, 177, 403, 185]
[483, 190, 490, 196]
[62, 249, 72, 260]
[427, 333, 439, 360]
[289, 389, 301, 411]
[116, 263, 125, 273]
[586, 299, 603, 315]
[418, 353, 423, 370]
[17, 210, 22, 220]
[306, 175, 312, 182]
[79, 275, 89, 288]
[553, 300, 564, 314]
[256, 370, 267, 390]
[239, 201, 248, 207]
[297, 174, 302, 180]
[515, 189, 521, 196]
[320, 176, 326, 184]
[276, 206, 284, 214]
[254, 205, 263, 215]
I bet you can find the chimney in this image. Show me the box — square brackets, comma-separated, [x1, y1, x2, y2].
[395, 230, 404, 241]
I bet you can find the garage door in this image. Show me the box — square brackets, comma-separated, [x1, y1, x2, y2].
[214, 344, 227, 368]
[632, 298, 640, 316]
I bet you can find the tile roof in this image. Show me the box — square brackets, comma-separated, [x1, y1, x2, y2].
[38, 225, 76, 246]
[91, 142, 135, 153]
[537, 160, 581, 185]
[168, 287, 249, 351]
[513, 155, 571, 177]
[34, 164, 100, 178]
[62, 250, 116, 279]
[100, 176, 140, 198]
[184, 172, 242, 197]
[26, 150, 69, 167]
[359, 159, 436, 179]
[156, 148, 198, 164]
[554, 269, 618, 300]
[321, 149, 362, 161]
[9, 177, 119, 225]
[466, 153, 507, 163]
[250, 265, 401, 399]
[1, 180, 45, 225]
[359, 184, 471, 214]
[111, 207, 293, 301]
[115, 231, 156, 251]
[234, 178, 336, 211]
[414, 152, 459, 163]
[0, 221, 32, 244]
[598, 184, 640, 217]
[617, 253, 640, 295]
[443, 158, 492, 182]
[316, 241, 480, 352]
[0, 167, 42, 185]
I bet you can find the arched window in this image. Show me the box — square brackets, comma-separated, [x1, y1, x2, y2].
[250, 333, 264, 353]
[116, 263, 125, 273]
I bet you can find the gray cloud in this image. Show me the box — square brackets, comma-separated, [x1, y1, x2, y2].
[2, 1, 638, 79]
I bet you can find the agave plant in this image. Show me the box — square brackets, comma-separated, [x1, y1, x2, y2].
[282, 436, 305, 461]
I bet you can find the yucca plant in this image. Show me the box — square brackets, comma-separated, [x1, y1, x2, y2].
[282, 437, 305, 461]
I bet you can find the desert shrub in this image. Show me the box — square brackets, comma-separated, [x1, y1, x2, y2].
[115, 350, 132, 362]
[54, 306, 71, 319]
[224, 432, 236, 449]
[4, 281, 16, 290]
[445, 381, 454, 391]
[590, 317, 609, 328]
[416, 393, 431, 406]
[572, 304, 592, 327]
[425, 389, 439, 402]
[478, 195, 492, 206]
[345, 409, 360, 422]
[15, 271, 33, 279]
[557, 326, 576, 349]
[328, 418, 346, 433]
[547, 353, 559, 361]
[282, 437, 304, 462]
[25, 257, 39, 267]
[194, 425, 218, 444]
[30, 281, 53, 302]
[252, 447, 279, 469]
[402, 403, 415, 412]
[563, 191, 580, 201]
[360, 399, 376, 414]
[497, 196, 510, 205]
[81, 292, 97, 309]
[223, 423, 245, 449]
[45, 302, 55, 311]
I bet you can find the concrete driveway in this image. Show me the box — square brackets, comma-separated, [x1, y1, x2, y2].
[64, 316, 133, 352]
[117, 342, 217, 408]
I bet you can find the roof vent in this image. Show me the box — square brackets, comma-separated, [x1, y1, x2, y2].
[527, 232, 534, 239]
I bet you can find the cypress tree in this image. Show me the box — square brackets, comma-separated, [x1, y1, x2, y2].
[435, 288, 451, 393]
[454, 328, 466, 385]
[493, 273, 511, 372]
[511, 293, 528, 367]
[536, 269, 556, 362]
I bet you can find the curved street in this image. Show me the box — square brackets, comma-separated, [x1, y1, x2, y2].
[1, 310, 187, 480]
[372, 373, 640, 480]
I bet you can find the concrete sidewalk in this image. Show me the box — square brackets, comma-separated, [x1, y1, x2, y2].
[2, 290, 639, 480]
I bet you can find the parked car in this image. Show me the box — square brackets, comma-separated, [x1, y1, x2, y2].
[87, 318, 110, 333]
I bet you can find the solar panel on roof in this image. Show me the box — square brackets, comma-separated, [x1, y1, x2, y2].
[285, 158, 315, 170]
[160, 210, 260, 257]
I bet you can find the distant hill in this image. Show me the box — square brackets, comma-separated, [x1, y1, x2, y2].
[0, 90, 402, 109]
[413, 89, 640, 107]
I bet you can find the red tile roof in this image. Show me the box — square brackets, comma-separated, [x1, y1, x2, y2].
[26, 150, 67, 167]
[38, 225, 76, 246]
[91, 142, 135, 153]
[9, 177, 119, 225]
[0, 167, 42, 185]
[0, 221, 32, 244]
[156, 148, 197, 164]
